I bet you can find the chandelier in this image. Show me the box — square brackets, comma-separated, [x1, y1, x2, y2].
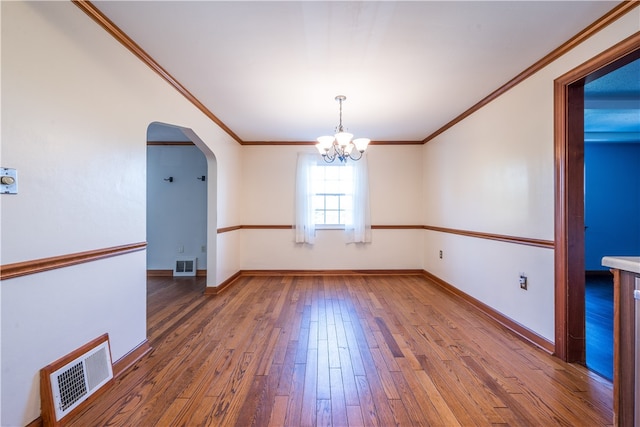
[316, 95, 370, 163]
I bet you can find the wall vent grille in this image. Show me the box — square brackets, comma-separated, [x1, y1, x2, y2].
[41, 334, 114, 426]
[174, 258, 196, 276]
[57, 361, 87, 411]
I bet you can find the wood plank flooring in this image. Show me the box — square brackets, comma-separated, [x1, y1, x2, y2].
[68, 274, 613, 426]
[585, 273, 614, 381]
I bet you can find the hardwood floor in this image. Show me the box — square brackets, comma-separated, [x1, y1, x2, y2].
[585, 273, 614, 381]
[69, 274, 613, 426]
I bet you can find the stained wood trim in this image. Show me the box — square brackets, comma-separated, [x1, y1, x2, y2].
[556, 31, 640, 85]
[217, 223, 554, 248]
[112, 339, 152, 379]
[217, 225, 291, 233]
[72, 1, 243, 144]
[217, 225, 243, 234]
[372, 225, 424, 230]
[147, 270, 173, 277]
[239, 269, 425, 277]
[241, 140, 424, 146]
[205, 269, 425, 296]
[368, 141, 424, 146]
[147, 270, 207, 277]
[204, 271, 242, 296]
[565, 75, 587, 364]
[423, 225, 555, 249]
[422, 270, 555, 354]
[219, 225, 423, 232]
[554, 31, 640, 362]
[25, 417, 42, 427]
[241, 225, 293, 230]
[0, 242, 147, 281]
[422, 1, 639, 144]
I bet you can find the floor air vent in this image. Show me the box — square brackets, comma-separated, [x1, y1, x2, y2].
[174, 258, 196, 276]
[41, 334, 114, 426]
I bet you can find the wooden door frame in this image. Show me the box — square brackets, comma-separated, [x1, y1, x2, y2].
[554, 32, 640, 362]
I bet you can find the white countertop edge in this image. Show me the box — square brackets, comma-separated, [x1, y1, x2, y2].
[602, 256, 640, 274]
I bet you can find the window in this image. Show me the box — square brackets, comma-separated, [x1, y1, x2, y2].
[295, 153, 371, 244]
[312, 163, 353, 227]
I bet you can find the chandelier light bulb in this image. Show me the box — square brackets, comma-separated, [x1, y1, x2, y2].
[316, 135, 334, 153]
[353, 138, 370, 152]
[335, 131, 353, 147]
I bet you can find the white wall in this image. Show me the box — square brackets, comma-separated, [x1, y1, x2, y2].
[1, 253, 147, 425]
[147, 145, 208, 270]
[421, 8, 640, 340]
[1, 2, 241, 425]
[2, 1, 637, 425]
[239, 145, 424, 270]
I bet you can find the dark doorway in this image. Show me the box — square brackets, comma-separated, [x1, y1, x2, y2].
[554, 34, 640, 364]
[583, 57, 640, 379]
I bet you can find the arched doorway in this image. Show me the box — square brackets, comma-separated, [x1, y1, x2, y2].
[146, 122, 217, 284]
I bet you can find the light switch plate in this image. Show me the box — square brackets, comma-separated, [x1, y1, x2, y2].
[1, 168, 18, 194]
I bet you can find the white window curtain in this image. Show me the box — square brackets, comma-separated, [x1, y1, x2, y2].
[295, 153, 317, 244]
[345, 153, 372, 243]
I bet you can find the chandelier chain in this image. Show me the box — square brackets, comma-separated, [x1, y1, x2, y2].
[336, 96, 344, 133]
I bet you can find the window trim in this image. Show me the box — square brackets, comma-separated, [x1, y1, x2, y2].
[311, 162, 353, 227]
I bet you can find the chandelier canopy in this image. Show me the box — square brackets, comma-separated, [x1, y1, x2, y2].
[316, 95, 370, 163]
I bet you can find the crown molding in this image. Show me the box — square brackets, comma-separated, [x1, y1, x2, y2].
[74, 1, 637, 148]
[72, 0, 243, 145]
[422, 1, 639, 144]
[241, 140, 424, 146]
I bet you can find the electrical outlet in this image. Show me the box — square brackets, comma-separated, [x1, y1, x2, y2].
[439, 250, 443, 259]
[519, 273, 527, 290]
[201, 245, 206, 252]
[178, 245, 184, 253]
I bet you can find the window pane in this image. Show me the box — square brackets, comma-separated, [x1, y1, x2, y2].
[325, 166, 341, 180]
[310, 164, 354, 226]
[325, 180, 342, 194]
[315, 176, 327, 193]
[313, 195, 325, 210]
[325, 211, 340, 225]
[325, 195, 340, 210]
[340, 166, 350, 180]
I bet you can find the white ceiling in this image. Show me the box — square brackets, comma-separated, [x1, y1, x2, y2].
[93, 1, 624, 143]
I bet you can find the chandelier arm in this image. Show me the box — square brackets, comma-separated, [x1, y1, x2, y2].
[338, 98, 343, 132]
[323, 147, 336, 163]
[348, 148, 363, 161]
